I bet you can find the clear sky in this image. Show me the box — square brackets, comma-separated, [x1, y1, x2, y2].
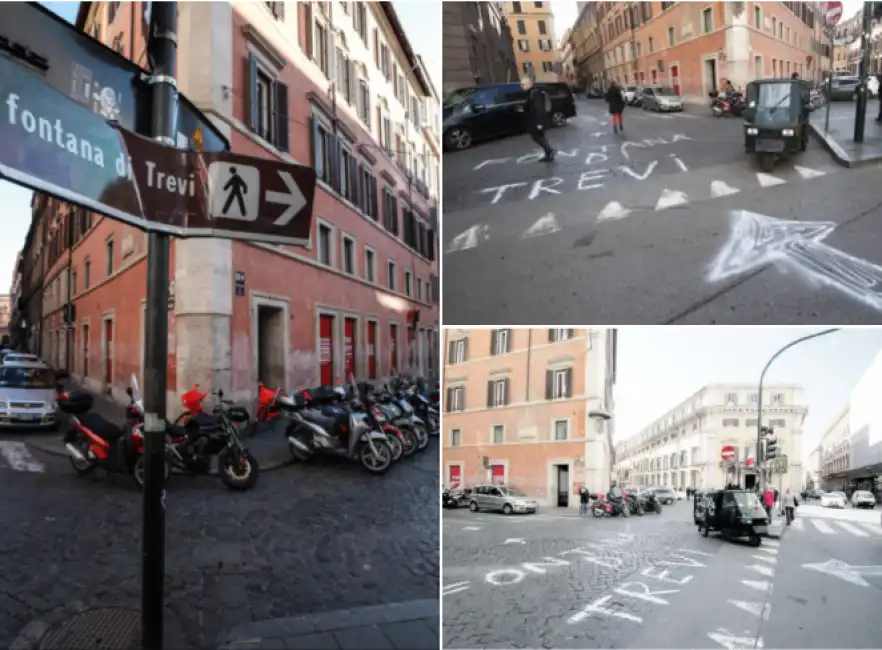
[614, 327, 882, 463]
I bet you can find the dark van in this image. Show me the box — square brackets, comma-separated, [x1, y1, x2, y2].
[443, 82, 576, 151]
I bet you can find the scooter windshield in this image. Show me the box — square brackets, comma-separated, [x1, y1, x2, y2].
[130, 373, 144, 410]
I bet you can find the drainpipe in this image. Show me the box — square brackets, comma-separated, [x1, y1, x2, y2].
[524, 328, 532, 402]
[64, 209, 74, 374]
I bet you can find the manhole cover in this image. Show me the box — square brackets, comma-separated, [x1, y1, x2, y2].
[40, 607, 140, 650]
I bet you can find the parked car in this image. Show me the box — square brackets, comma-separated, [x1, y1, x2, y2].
[653, 486, 677, 505]
[673, 489, 686, 501]
[0, 352, 40, 366]
[851, 490, 876, 509]
[828, 76, 860, 101]
[821, 491, 847, 508]
[443, 82, 577, 151]
[640, 85, 685, 112]
[468, 484, 539, 514]
[0, 361, 67, 431]
[622, 85, 639, 105]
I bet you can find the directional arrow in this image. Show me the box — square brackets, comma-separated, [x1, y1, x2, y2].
[708, 629, 764, 650]
[655, 188, 688, 210]
[708, 210, 882, 311]
[446, 224, 489, 253]
[522, 212, 560, 238]
[802, 558, 882, 587]
[503, 537, 526, 545]
[266, 171, 308, 225]
[597, 201, 631, 221]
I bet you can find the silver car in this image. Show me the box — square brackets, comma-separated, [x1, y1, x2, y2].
[641, 85, 684, 112]
[851, 490, 876, 509]
[0, 361, 62, 430]
[1, 353, 40, 366]
[469, 484, 539, 515]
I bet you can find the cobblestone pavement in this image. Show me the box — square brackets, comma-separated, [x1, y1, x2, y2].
[0, 439, 439, 649]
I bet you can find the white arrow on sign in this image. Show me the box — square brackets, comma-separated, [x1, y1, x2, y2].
[266, 170, 307, 226]
[708, 210, 882, 311]
[802, 558, 882, 587]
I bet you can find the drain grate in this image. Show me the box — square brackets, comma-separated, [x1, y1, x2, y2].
[40, 607, 140, 650]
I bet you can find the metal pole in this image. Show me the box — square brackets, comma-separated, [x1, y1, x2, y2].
[825, 33, 834, 133]
[65, 210, 74, 373]
[855, 1, 873, 143]
[756, 328, 839, 494]
[142, 3, 177, 648]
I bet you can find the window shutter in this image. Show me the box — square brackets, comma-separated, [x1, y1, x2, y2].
[547, 329, 554, 343]
[246, 53, 258, 131]
[365, 86, 372, 130]
[490, 330, 497, 355]
[309, 116, 323, 180]
[300, 2, 313, 55]
[504, 378, 510, 405]
[505, 329, 513, 351]
[349, 60, 357, 104]
[545, 370, 553, 399]
[370, 178, 379, 219]
[328, 135, 341, 191]
[463, 337, 469, 361]
[446, 387, 452, 412]
[273, 82, 289, 152]
[567, 328, 574, 338]
[373, 29, 379, 68]
[447, 341, 454, 364]
[328, 30, 336, 81]
[487, 380, 494, 408]
[349, 153, 359, 205]
[566, 368, 573, 397]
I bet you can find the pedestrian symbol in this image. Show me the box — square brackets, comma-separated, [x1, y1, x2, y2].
[207, 162, 260, 221]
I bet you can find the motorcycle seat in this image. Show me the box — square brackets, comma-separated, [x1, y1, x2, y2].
[301, 409, 340, 433]
[78, 412, 124, 441]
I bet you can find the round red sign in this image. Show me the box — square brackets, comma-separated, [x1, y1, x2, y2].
[721, 445, 736, 461]
[825, 1, 843, 26]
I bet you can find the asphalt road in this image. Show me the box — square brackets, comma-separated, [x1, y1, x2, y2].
[441, 501, 882, 649]
[0, 437, 439, 649]
[443, 99, 882, 325]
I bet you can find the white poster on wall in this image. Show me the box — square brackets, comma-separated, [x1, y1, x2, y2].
[850, 349, 882, 449]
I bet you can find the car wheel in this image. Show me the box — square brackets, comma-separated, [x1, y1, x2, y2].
[551, 111, 566, 127]
[503, 503, 513, 515]
[469, 500, 479, 512]
[445, 127, 472, 151]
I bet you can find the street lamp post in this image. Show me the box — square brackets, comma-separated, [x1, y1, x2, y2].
[756, 328, 840, 493]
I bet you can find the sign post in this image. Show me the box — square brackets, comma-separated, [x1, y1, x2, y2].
[854, 1, 873, 143]
[824, 1, 842, 134]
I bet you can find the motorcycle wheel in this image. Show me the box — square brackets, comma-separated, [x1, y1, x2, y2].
[712, 106, 723, 117]
[132, 454, 171, 490]
[360, 439, 393, 475]
[413, 424, 430, 451]
[637, 504, 645, 516]
[656, 503, 663, 515]
[757, 152, 776, 172]
[287, 439, 311, 461]
[385, 433, 403, 462]
[218, 449, 260, 490]
[68, 438, 95, 475]
[399, 428, 418, 457]
[622, 505, 630, 517]
[592, 506, 604, 518]
[427, 414, 439, 435]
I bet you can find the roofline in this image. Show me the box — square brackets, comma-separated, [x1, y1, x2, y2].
[75, 1, 91, 30]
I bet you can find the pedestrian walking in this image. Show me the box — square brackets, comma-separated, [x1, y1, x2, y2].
[876, 73, 882, 123]
[762, 487, 775, 520]
[606, 80, 626, 134]
[579, 486, 589, 516]
[784, 489, 798, 525]
[518, 75, 555, 162]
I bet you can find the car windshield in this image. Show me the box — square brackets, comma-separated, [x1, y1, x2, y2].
[656, 87, 676, 96]
[830, 492, 845, 498]
[733, 492, 763, 510]
[503, 486, 528, 497]
[855, 491, 873, 498]
[626, 86, 637, 91]
[0, 366, 54, 389]
[654, 488, 672, 494]
[444, 89, 474, 108]
[756, 83, 792, 109]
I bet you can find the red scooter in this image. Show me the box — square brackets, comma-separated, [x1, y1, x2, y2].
[709, 90, 745, 117]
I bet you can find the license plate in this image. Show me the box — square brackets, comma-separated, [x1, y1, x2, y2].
[754, 525, 768, 534]
[756, 139, 785, 152]
[17, 415, 39, 422]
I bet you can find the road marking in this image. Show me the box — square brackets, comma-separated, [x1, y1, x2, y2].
[569, 595, 643, 624]
[756, 546, 778, 555]
[503, 537, 526, 545]
[741, 579, 770, 592]
[728, 600, 771, 620]
[791, 518, 804, 531]
[708, 628, 764, 650]
[763, 538, 779, 547]
[522, 212, 560, 238]
[836, 521, 869, 537]
[655, 188, 689, 210]
[752, 554, 777, 564]
[756, 172, 787, 187]
[462, 526, 482, 531]
[442, 581, 470, 596]
[802, 558, 882, 587]
[746, 564, 774, 577]
[859, 523, 882, 535]
[446, 224, 488, 253]
[794, 165, 827, 179]
[597, 200, 631, 221]
[710, 180, 740, 198]
[0, 441, 45, 472]
[812, 520, 836, 534]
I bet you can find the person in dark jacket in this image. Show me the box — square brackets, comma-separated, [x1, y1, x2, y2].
[519, 75, 555, 162]
[606, 81, 626, 133]
[579, 487, 589, 515]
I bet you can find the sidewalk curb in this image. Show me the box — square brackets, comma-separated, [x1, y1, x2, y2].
[218, 599, 439, 648]
[808, 121, 882, 168]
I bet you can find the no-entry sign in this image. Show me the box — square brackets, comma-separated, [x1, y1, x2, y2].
[0, 54, 316, 246]
[825, 1, 843, 26]
[721, 445, 736, 462]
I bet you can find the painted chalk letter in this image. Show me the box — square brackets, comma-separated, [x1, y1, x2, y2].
[614, 582, 680, 605]
[641, 565, 694, 585]
[522, 556, 571, 574]
[517, 152, 545, 164]
[620, 160, 658, 181]
[658, 553, 705, 568]
[620, 141, 646, 160]
[578, 170, 609, 191]
[584, 151, 609, 166]
[528, 177, 563, 200]
[670, 154, 688, 172]
[473, 157, 511, 171]
[484, 568, 526, 586]
[559, 548, 623, 568]
[671, 133, 693, 142]
[479, 182, 527, 205]
[568, 595, 643, 625]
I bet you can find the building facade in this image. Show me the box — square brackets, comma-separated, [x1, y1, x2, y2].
[502, 1, 560, 81]
[615, 383, 807, 493]
[442, 1, 519, 93]
[570, 1, 605, 91]
[13, 1, 440, 408]
[442, 328, 617, 508]
[558, 27, 576, 88]
[817, 406, 851, 491]
[596, 2, 829, 103]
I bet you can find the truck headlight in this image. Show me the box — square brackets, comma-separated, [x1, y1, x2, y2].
[782, 129, 795, 136]
[747, 127, 758, 135]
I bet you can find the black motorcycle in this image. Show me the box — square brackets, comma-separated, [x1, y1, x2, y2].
[166, 390, 260, 490]
[638, 490, 663, 514]
[626, 491, 645, 516]
[443, 487, 472, 509]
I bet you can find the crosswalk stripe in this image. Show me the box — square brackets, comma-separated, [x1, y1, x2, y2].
[811, 520, 836, 534]
[836, 522, 869, 537]
[0, 441, 45, 472]
[859, 523, 882, 535]
[791, 518, 804, 531]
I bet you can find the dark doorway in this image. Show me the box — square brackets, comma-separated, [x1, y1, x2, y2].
[257, 304, 285, 388]
[745, 474, 756, 490]
[705, 58, 718, 94]
[555, 464, 570, 507]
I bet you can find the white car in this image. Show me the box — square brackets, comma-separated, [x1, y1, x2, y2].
[851, 490, 876, 509]
[673, 490, 686, 501]
[821, 491, 847, 509]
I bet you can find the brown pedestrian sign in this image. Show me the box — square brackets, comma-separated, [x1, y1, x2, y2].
[0, 53, 316, 246]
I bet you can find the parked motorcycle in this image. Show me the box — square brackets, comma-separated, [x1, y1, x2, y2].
[59, 374, 167, 490]
[165, 389, 260, 490]
[626, 491, 645, 516]
[443, 487, 473, 509]
[638, 489, 663, 514]
[709, 90, 745, 117]
[592, 493, 630, 518]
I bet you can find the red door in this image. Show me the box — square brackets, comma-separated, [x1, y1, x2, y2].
[651, 69, 658, 84]
[344, 318, 356, 382]
[671, 65, 680, 95]
[449, 465, 462, 489]
[82, 325, 89, 377]
[491, 464, 505, 485]
[389, 324, 398, 374]
[367, 321, 377, 379]
[319, 314, 334, 386]
[104, 320, 113, 384]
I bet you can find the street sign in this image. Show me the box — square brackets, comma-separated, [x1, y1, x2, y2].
[0, 55, 316, 246]
[721, 445, 736, 462]
[773, 455, 788, 474]
[825, 1, 843, 26]
[0, 2, 229, 153]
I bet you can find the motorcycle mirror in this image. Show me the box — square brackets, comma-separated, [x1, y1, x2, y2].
[218, 389, 224, 400]
[126, 386, 134, 398]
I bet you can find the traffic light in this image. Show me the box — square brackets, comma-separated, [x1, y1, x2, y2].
[874, 2, 882, 20]
[765, 433, 778, 461]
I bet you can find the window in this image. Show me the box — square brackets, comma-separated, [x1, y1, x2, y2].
[554, 419, 569, 441]
[382, 187, 399, 234]
[522, 62, 532, 75]
[771, 393, 783, 405]
[265, 1, 284, 20]
[387, 260, 396, 291]
[488, 378, 508, 408]
[359, 166, 378, 220]
[364, 247, 376, 282]
[538, 19, 547, 35]
[548, 328, 573, 342]
[491, 329, 509, 355]
[513, 1, 522, 11]
[448, 338, 467, 364]
[542, 61, 554, 73]
[353, 2, 368, 43]
[107, 1, 120, 22]
[660, 1, 675, 9]
[702, 7, 713, 33]
[447, 386, 464, 412]
[547, 368, 572, 400]
[648, 36, 654, 53]
[668, 26, 675, 45]
[516, 19, 526, 35]
[746, 419, 758, 427]
[105, 238, 114, 276]
[314, 20, 329, 76]
[342, 234, 355, 275]
[534, 1, 543, 6]
[724, 392, 738, 406]
[450, 428, 461, 446]
[335, 47, 352, 105]
[404, 270, 412, 296]
[723, 418, 739, 427]
[492, 424, 504, 444]
[84, 259, 91, 289]
[246, 53, 289, 151]
[517, 39, 530, 52]
[754, 5, 761, 28]
[317, 222, 333, 266]
[71, 269, 77, 295]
